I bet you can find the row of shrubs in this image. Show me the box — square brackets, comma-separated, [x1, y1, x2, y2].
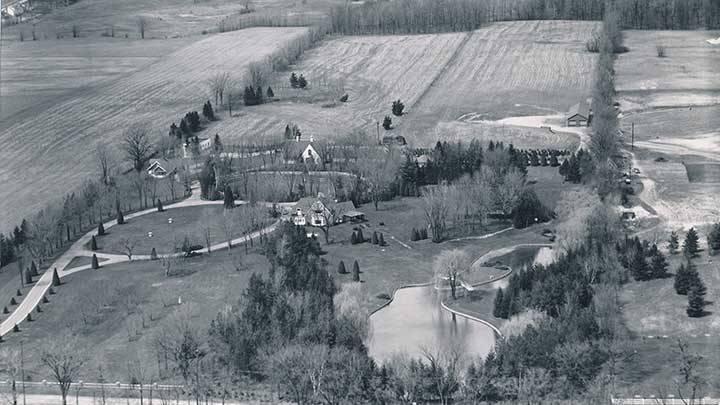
[410, 227, 429, 241]
[350, 228, 387, 246]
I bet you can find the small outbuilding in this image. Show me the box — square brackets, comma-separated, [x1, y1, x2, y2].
[566, 101, 591, 127]
[342, 210, 366, 223]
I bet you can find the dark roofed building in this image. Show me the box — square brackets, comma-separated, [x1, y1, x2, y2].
[566, 101, 591, 127]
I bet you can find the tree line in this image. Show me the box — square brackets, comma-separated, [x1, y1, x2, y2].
[328, 0, 719, 35]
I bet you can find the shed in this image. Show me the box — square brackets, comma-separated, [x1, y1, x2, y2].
[342, 210, 366, 223]
[566, 101, 591, 127]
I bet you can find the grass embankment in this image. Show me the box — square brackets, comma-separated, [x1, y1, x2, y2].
[1, 250, 270, 382]
[94, 205, 271, 255]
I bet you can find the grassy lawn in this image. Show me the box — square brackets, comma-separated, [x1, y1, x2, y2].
[527, 166, 582, 212]
[2, 249, 270, 383]
[321, 198, 549, 314]
[66, 255, 109, 269]
[94, 205, 271, 255]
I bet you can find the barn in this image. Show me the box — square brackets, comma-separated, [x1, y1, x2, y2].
[566, 101, 591, 127]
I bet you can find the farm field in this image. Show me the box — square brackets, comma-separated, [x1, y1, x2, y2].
[1, 0, 337, 41]
[405, 20, 598, 147]
[209, 20, 597, 150]
[0, 37, 188, 125]
[208, 31, 468, 144]
[0, 250, 272, 382]
[616, 30, 720, 111]
[0, 27, 308, 234]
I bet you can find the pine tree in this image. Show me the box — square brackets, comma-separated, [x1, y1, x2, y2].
[284, 125, 292, 139]
[255, 86, 264, 105]
[338, 260, 347, 274]
[708, 223, 720, 255]
[25, 269, 33, 285]
[91, 254, 100, 269]
[30, 261, 38, 276]
[382, 116, 392, 130]
[267, 86, 274, 98]
[352, 260, 360, 282]
[16, 289, 21, 297]
[10, 297, 17, 305]
[157, 199, 164, 212]
[492, 288, 505, 318]
[117, 209, 125, 225]
[98, 222, 105, 236]
[356, 228, 364, 243]
[42, 296, 49, 304]
[687, 281, 707, 317]
[500, 288, 514, 318]
[683, 227, 700, 257]
[2, 306, 8, 314]
[26, 313, 32, 322]
[411, 228, 419, 241]
[151, 247, 158, 260]
[91, 235, 98, 251]
[290, 72, 299, 88]
[372, 231, 378, 245]
[350, 232, 357, 245]
[391, 99, 405, 116]
[650, 249, 669, 279]
[298, 74, 307, 89]
[224, 186, 235, 209]
[630, 248, 651, 281]
[52, 268, 61, 287]
[13, 324, 19, 332]
[379, 233, 386, 246]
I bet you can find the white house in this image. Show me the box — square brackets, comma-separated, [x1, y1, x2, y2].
[285, 139, 322, 165]
[182, 137, 213, 158]
[284, 196, 357, 227]
[146, 159, 179, 179]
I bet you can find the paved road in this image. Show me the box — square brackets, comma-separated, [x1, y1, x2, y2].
[0, 184, 290, 337]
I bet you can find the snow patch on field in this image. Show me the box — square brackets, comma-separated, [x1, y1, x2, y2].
[634, 133, 720, 161]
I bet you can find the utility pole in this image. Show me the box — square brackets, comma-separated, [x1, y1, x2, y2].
[21, 341, 26, 405]
[376, 121, 380, 145]
[631, 122, 634, 150]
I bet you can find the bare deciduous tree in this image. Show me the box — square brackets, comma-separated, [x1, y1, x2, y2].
[123, 124, 154, 173]
[496, 167, 525, 217]
[40, 335, 85, 405]
[137, 16, 148, 39]
[96, 143, 114, 185]
[433, 249, 471, 300]
[207, 72, 231, 106]
[121, 237, 138, 260]
[0, 348, 22, 405]
[421, 345, 465, 405]
[422, 185, 450, 243]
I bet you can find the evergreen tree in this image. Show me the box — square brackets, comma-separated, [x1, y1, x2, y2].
[91, 254, 100, 269]
[202, 101, 215, 121]
[30, 261, 38, 277]
[350, 232, 358, 245]
[180, 118, 190, 134]
[266, 86, 275, 98]
[683, 227, 700, 257]
[224, 186, 235, 209]
[117, 209, 125, 225]
[91, 235, 98, 251]
[352, 260, 360, 282]
[650, 248, 669, 279]
[500, 288, 514, 318]
[42, 296, 49, 303]
[157, 199, 164, 212]
[13, 324, 19, 332]
[391, 99, 405, 116]
[290, 72, 299, 88]
[298, 74, 307, 89]
[98, 222, 105, 236]
[356, 228, 364, 243]
[284, 125, 292, 139]
[10, 297, 17, 306]
[255, 86, 264, 105]
[674, 261, 695, 295]
[25, 269, 33, 285]
[687, 282, 707, 317]
[630, 248, 651, 281]
[243, 86, 256, 106]
[213, 134, 223, 153]
[493, 288, 505, 318]
[151, 247, 158, 260]
[411, 228, 419, 241]
[52, 268, 61, 287]
[3, 306, 8, 314]
[372, 231, 378, 245]
[379, 233, 386, 246]
[382, 116, 392, 130]
[338, 260, 347, 274]
[708, 223, 720, 255]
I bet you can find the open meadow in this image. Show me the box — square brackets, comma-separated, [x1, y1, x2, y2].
[0, 37, 187, 124]
[0, 27, 308, 234]
[207, 20, 597, 150]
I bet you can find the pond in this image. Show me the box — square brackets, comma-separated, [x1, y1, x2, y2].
[367, 246, 553, 364]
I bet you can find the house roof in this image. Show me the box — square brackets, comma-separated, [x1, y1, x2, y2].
[147, 158, 180, 174]
[294, 197, 355, 215]
[568, 101, 590, 120]
[287, 141, 320, 159]
[343, 210, 365, 218]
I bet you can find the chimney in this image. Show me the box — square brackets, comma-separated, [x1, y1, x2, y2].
[310, 135, 314, 143]
[295, 133, 300, 142]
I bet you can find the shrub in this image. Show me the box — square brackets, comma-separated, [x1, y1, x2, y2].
[382, 116, 392, 130]
[10, 297, 17, 305]
[91, 254, 100, 269]
[350, 232, 358, 245]
[52, 268, 61, 287]
[42, 296, 49, 304]
[372, 231, 378, 245]
[298, 74, 308, 89]
[391, 99, 405, 116]
[338, 261, 347, 274]
[379, 233, 386, 246]
[117, 209, 125, 225]
[339, 94, 349, 102]
[26, 313, 32, 322]
[410, 228, 419, 241]
[352, 260, 360, 282]
[157, 199, 164, 212]
[98, 222, 105, 236]
[90, 235, 98, 251]
[267, 86, 275, 99]
[150, 248, 158, 260]
[376, 293, 391, 300]
[586, 32, 600, 53]
[656, 44, 666, 57]
[356, 228, 364, 243]
[2, 306, 8, 314]
[420, 228, 428, 240]
[290, 72, 299, 88]
[16, 289, 21, 297]
[13, 324, 19, 332]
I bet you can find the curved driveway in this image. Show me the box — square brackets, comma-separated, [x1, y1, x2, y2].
[0, 185, 291, 337]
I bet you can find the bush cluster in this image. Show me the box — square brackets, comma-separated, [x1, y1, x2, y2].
[410, 227, 428, 241]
